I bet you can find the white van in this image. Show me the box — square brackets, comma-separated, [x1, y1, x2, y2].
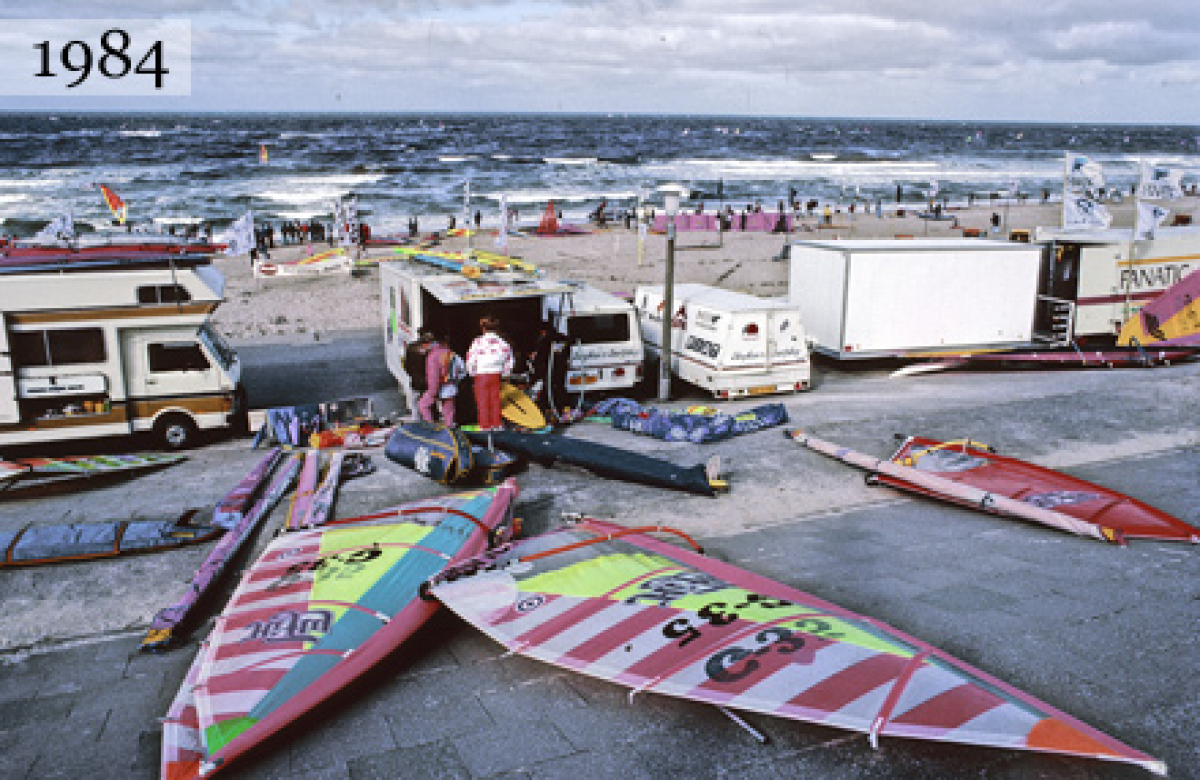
[381, 259, 643, 408]
[636, 283, 812, 399]
[0, 259, 243, 449]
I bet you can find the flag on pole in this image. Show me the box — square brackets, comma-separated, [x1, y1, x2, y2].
[35, 212, 75, 242]
[495, 194, 509, 254]
[1063, 195, 1113, 230]
[98, 183, 127, 225]
[1065, 154, 1104, 193]
[1137, 160, 1183, 200]
[1134, 202, 1170, 240]
[222, 211, 256, 256]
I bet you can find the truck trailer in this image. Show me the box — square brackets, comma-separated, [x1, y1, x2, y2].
[788, 239, 1046, 359]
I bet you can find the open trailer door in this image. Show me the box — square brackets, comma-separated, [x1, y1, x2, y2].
[0, 315, 19, 424]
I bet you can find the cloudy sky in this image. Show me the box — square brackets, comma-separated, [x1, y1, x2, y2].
[1, 0, 1197, 122]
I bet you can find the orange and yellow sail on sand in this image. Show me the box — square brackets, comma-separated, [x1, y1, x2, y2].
[98, 183, 126, 225]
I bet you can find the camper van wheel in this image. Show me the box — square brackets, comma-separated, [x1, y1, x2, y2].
[154, 414, 199, 451]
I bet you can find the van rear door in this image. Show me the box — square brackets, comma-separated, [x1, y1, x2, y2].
[0, 315, 18, 423]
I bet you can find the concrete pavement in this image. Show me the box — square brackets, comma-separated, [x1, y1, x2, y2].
[1, 330, 1197, 779]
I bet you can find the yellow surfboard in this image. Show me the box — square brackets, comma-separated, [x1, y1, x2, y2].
[499, 382, 546, 430]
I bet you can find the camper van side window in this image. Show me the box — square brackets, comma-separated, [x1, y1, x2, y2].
[148, 342, 211, 372]
[10, 328, 106, 367]
[137, 285, 192, 304]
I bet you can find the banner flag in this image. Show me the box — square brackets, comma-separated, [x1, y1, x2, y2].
[222, 211, 255, 256]
[1137, 160, 1183, 200]
[1063, 195, 1113, 230]
[1135, 201, 1170, 240]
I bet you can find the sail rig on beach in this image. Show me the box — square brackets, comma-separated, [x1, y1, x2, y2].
[428, 520, 1165, 775]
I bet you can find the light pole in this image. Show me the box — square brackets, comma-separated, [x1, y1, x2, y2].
[658, 186, 685, 402]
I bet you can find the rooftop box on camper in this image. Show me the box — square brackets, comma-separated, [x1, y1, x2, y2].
[636, 283, 812, 399]
[788, 239, 1044, 359]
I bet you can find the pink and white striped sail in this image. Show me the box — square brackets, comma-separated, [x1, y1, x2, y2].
[430, 520, 1165, 775]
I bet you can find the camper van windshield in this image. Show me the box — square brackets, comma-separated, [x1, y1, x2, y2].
[567, 313, 630, 344]
[198, 323, 236, 370]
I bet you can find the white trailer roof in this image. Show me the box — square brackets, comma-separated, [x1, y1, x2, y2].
[638, 283, 796, 311]
[420, 273, 577, 304]
[790, 238, 1038, 253]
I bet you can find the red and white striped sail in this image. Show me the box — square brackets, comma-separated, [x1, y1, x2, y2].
[430, 520, 1165, 775]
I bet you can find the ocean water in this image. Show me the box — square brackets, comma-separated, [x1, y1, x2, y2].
[0, 112, 1196, 236]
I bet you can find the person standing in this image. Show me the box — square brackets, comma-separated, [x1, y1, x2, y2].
[419, 334, 460, 425]
[466, 317, 513, 431]
[402, 328, 434, 420]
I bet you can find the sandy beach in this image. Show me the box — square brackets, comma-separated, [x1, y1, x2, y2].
[211, 196, 1197, 342]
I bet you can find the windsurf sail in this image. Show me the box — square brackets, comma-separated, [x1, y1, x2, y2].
[788, 430, 1126, 544]
[0, 452, 186, 496]
[878, 435, 1199, 544]
[98, 183, 127, 224]
[297, 450, 345, 529]
[537, 200, 559, 235]
[285, 450, 323, 530]
[141, 453, 300, 652]
[1118, 266, 1200, 347]
[161, 479, 519, 779]
[258, 143, 268, 164]
[212, 449, 283, 529]
[428, 519, 1165, 775]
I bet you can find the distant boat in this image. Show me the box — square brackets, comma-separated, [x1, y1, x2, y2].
[810, 153, 837, 161]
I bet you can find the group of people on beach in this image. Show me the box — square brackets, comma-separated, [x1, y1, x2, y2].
[402, 317, 514, 431]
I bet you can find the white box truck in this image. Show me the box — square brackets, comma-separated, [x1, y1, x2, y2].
[788, 239, 1045, 358]
[636, 283, 812, 399]
[381, 259, 643, 410]
[0, 258, 244, 449]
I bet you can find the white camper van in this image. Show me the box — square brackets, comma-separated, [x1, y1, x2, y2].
[636, 283, 812, 399]
[788, 239, 1045, 359]
[380, 259, 643, 409]
[0, 259, 243, 449]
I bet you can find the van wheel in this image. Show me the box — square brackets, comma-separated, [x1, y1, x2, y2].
[154, 414, 199, 451]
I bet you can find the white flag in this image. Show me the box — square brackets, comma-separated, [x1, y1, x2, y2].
[222, 211, 255, 256]
[495, 194, 509, 254]
[1065, 153, 1105, 195]
[1137, 160, 1183, 200]
[1135, 202, 1170, 240]
[35, 212, 75, 242]
[1063, 195, 1112, 230]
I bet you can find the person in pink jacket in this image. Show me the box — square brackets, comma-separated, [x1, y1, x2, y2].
[465, 316, 513, 430]
[418, 335, 459, 425]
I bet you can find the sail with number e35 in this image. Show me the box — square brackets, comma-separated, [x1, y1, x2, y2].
[428, 519, 1165, 776]
[161, 479, 518, 779]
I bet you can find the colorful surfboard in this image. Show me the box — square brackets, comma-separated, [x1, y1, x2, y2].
[500, 381, 547, 429]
